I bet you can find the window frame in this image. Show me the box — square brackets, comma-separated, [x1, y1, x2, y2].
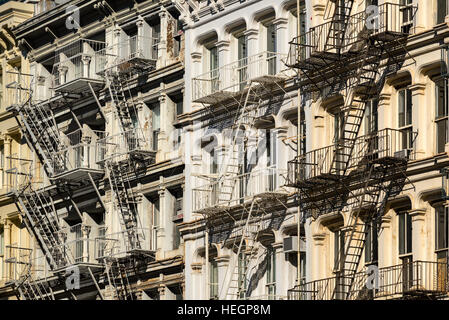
[398, 88, 414, 150]
[435, 78, 448, 154]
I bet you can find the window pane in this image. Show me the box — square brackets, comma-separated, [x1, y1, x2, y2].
[436, 81, 446, 118]
[406, 89, 413, 126]
[399, 214, 405, 255]
[399, 90, 405, 127]
[406, 213, 413, 254]
[152, 104, 160, 130]
[365, 222, 372, 263]
[437, 0, 447, 24]
[437, 120, 447, 153]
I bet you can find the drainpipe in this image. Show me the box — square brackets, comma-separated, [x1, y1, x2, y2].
[296, 0, 301, 288]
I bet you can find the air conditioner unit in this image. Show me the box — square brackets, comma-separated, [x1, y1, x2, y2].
[394, 149, 409, 159]
[283, 236, 298, 253]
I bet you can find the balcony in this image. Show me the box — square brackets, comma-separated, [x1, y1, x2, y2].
[287, 2, 417, 93]
[97, 36, 159, 75]
[52, 39, 106, 94]
[287, 128, 417, 188]
[96, 128, 155, 163]
[288, 261, 449, 300]
[193, 167, 288, 215]
[52, 129, 107, 182]
[94, 227, 156, 260]
[192, 51, 288, 105]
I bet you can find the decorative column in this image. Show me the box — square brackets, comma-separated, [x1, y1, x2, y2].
[3, 219, 12, 281]
[243, 29, 259, 80]
[311, 232, 326, 281]
[157, 93, 167, 162]
[58, 65, 68, 85]
[81, 224, 91, 263]
[215, 40, 230, 90]
[216, 253, 230, 299]
[273, 18, 289, 73]
[158, 9, 168, 68]
[378, 214, 392, 268]
[410, 83, 427, 159]
[81, 135, 91, 168]
[157, 187, 166, 251]
[409, 208, 427, 262]
[158, 284, 167, 300]
[4, 135, 11, 190]
[190, 52, 202, 109]
[81, 55, 91, 78]
[273, 242, 284, 298]
[377, 93, 392, 131]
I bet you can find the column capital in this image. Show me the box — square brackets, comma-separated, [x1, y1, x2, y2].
[243, 28, 259, 39]
[81, 54, 92, 63]
[158, 188, 166, 196]
[380, 215, 392, 229]
[409, 83, 427, 95]
[409, 208, 427, 221]
[272, 17, 288, 27]
[312, 232, 325, 245]
[216, 40, 230, 49]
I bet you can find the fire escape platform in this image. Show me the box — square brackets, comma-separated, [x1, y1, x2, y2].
[53, 262, 105, 275]
[50, 167, 105, 183]
[54, 78, 104, 94]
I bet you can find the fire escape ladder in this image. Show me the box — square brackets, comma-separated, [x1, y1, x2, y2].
[106, 160, 141, 251]
[331, 43, 382, 177]
[219, 199, 259, 300]
[324, 0, 355, 53]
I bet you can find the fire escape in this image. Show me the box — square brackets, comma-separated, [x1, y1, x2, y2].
[192, 50, 295, 299]
[98, 35, 159, 300]
[5, 39, 110, 300]
[286, 2, 419, 300]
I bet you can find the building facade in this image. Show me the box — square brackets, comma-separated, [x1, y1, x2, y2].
[2, 0, 449, 301]
[0, 0, 186, 300]
[0, 0, 35, 299]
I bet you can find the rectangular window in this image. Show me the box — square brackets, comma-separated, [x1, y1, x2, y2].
[238, 251, 247, 299]
[436, 206, 449, 251]
[209, 47, 219, 92]
[436, 79, 448, 153]
[238, 35, 248, 90]
[152, 104, 160, 151]
[399, 211, 413, 255]
[400, 0, 414, 33]
[210, 259, 219, 299]
[398, 88, 413, 150]
[0, 227, 4, 256]
[267, 24, 277, 75]
[365, 99, 378, 135]
[266, 246, 276, 299]
[365, 221, 378, 263]
[173, 223, 181, 250]
[437, 0, 448, 24]
[334, 229, 344, 271]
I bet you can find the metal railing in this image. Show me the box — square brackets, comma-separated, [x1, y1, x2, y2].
[94, 227, 156, 260]
[96, 128, 153, 163]
[96, 36, 159, 74]
[192, 51, 288, 103]
[52, 39, 106, 87]
[288, 2, 417, 67]
[193, 167, 287, 212]
[288, 261, 449, 300]
[53, 129, 107, 175]
[287, 128, 417, 185]
[5, 71, 33, 108]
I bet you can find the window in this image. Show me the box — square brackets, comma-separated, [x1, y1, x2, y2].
[0, 144, 4, 187]
[75, 225, 83, 262]
[238, 250, 247, 299]
[209, 259, 219, 299]
[209, 47, 219, 92]
[365, 220, 378, 264]
[436, 206, 448, 252]
[0, 226, 4, 256]
[266, 246, 276, 299]
[266, 130, 277, 190]
[334, 229, 345, 271]
[400, 0, 414, 33]
[365, 99, 378, 135]
[152, 104, 160, 151]
[238, 35, 248, 90]
[173, 223, 181, 250]
[398, 88, 413, 150]
[267, 24, 277, 75]
[398, 211, 412, 256]
[436, 79, 448, 153]
[437, 0, 448, 24]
